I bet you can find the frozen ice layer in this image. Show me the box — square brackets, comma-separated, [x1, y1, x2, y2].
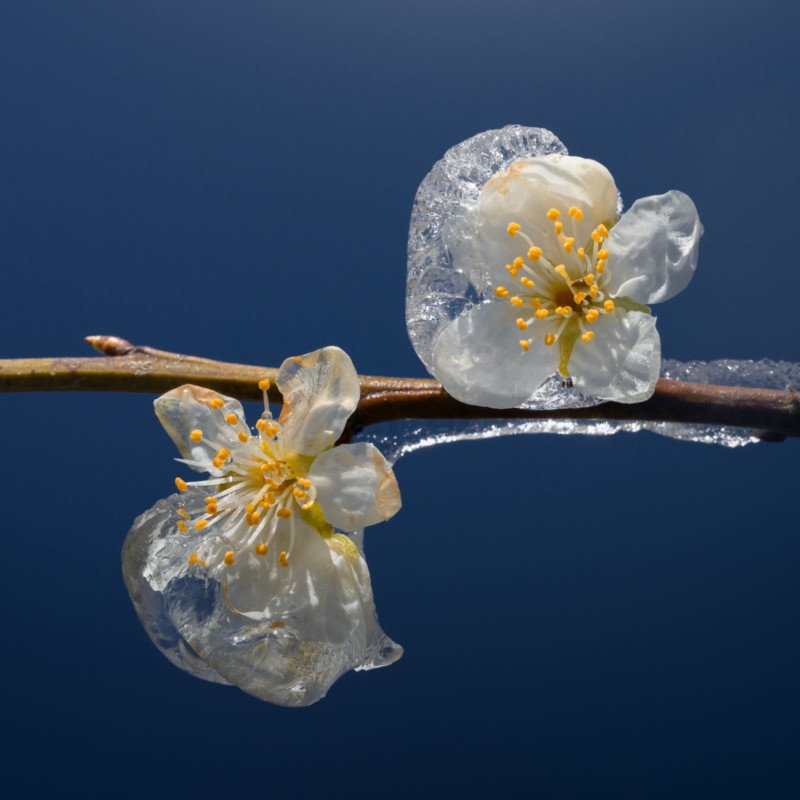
[122, 490, 402, 707]
[359, 359, 800, 460]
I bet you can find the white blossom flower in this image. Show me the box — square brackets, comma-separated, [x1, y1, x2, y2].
[123, 346, 402, 707]
[429, 153, 703, 408]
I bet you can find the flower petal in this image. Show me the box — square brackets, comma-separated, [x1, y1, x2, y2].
[448, 155, 620, 289]
[568, 312, 661, 403]
[605, 190, 702, 304]
[154, 385, 249, 473]
[277, 346, 360, 457]
[308, 443, 401, 532]
[432, 301, 559, 408]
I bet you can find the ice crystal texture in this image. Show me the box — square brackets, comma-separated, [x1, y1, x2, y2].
[122, 490, 402, 707]
[407, 124, 623, 411]
[359, 359, 800, 459]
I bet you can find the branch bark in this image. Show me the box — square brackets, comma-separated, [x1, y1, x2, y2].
[0, 336, 797, 441]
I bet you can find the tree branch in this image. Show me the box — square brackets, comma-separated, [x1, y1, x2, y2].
[0, 336, 797, 441]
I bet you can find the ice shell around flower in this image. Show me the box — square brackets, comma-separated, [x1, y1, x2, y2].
[123, 491, 402, 707]
[124, 346, 402, 706]
[406, 126, 703, 410]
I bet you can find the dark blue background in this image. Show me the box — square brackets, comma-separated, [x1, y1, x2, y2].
[2, 1, 798, 797]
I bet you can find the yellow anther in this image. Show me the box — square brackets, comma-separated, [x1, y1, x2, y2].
[209, 398, 224, 410]
[223, 551, 235, 566]
[589, 284, 600, 297]
[581, 331, 596, 343]
[520, 277, 535, 289]
[597, 249, 609, 260]
[546, 208, 561, 221]
[563, 237, 575, 253]
[224, 413, 238, 426]
[494, 286, 509, 298]
[204, 496, 216, 504]
[513, 257, 524, 267]
[597, 224, 609, 238]
[175, 477, 188, 493]
[604, 300, 615, 313]
[277, 508, 292, 519]
[584, 273, 595, 285]
[215, 448, 230, 460]
[528, 246, 542, 260]
[255, 419, 267, 432]
[194, 519, 209, 531]
[535, 309, 549, 320]
[554, 221, 563, 235]
[278, 551, 289, 568]
[544, 333, 557, 346]
[591, 230, 603, 244]
[177, 521, 188, 533]
[178, 508, 191, 520]
[264, 491, 276, 505]
[573, 292, 587, 304]
[596, 259, 606, 274]
[585, 309, 600, 323]
[212, 457, 223, 469]
[577, 247, 585, 260]
[255, 543, 268, 556]
[510, 296, 524, 307]
[516, 317, 528, 331]
[506, 263, 519, 276]
[519, 339, 530, 352]
[237, 431, 248, 443]
[507, 222, 522, 236]
[188, 553, 199, 566]
[249, 510, 263, 526]
[189, 429, 203, 443]
[557, 306, 573, 316]
[258, 378, 271, 391]
[301, 500, 315, 510]
[568, 206, 584, 221]
[555, 264, 569, 278]
[293, 486, 307, 498]
[205, 503, 218, 515]
[530, 297, 542, 309]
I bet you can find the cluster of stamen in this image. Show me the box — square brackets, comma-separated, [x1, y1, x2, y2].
[174, 378, 314, 572]
[497, 207, 616, 356]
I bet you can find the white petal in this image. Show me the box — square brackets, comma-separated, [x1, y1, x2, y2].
[447, 155, 620, 289]
[154, 385, 249, 473]
[569, 312, 661, 403]
[308, 443, 401, 532]
[432, 301, 559, 408]
[605, 190, 702, 304]
[277, 346, 360, 456]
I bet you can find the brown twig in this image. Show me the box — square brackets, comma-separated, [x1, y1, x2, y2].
[0, 336, 797, 440]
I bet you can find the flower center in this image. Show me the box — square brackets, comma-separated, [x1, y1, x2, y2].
[173, 383, 318, 571]
[494, 206, 617, 374]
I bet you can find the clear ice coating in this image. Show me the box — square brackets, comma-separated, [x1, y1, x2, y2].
[407, 124, 611, 411]
[358, 359, 800, 459]
[122, 489, 402, 708]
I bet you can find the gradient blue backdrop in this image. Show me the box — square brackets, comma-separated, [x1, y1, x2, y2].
[2, 1, 799, 797]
